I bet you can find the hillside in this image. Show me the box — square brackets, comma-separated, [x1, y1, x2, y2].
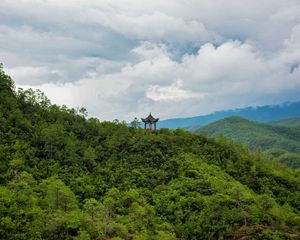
[197, 116, 300, 169]
[1, 67, 300, 239]
[269, 117, 300, 128]
[159, 102, 300, 129]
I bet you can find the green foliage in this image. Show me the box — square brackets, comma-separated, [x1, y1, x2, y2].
[45, 178, 78, 211]
[270, 117, 300, 128]
[0, 69, 300, 239]
[197, 116, 300, 169]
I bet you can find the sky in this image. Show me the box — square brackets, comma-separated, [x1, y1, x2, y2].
[1, 0, 300, 121]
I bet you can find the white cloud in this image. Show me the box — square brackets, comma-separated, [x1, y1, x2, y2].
[92, 10, 216, 43]
[132, 41, 170, 60]
[6, 66, 63, 85]
[1, 0, 300, 120]
[146, 80, 206, 101]
[17, 39, 300, 120]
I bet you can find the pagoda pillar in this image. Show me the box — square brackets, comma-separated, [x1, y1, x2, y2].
[141, 113, 159, 131]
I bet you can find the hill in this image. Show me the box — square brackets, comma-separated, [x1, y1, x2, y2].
[197, 116, 300, 169]
[269, 117, 300, 128]
[159, 102, 300, 129]
[1, 67, 300, 239]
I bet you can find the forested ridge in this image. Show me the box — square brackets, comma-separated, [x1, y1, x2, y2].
[270, 117, 300, 128]
[1, 66, 300, 240]
[159, 102, 300, 129]
[196, 116, 300, 169]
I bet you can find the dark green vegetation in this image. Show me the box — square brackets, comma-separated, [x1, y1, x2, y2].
[1, 67, 300, 240]
[197, 116, 300, 169]
[159, 102, 300, 129]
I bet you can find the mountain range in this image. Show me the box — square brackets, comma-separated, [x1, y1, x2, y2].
[159, 101, 300, 129]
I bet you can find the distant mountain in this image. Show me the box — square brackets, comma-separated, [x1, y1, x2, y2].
[196, 116, 300, 169]
[158, 101, 300, 129]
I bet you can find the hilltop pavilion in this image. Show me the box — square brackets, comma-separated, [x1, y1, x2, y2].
[141, 113, 159, 130]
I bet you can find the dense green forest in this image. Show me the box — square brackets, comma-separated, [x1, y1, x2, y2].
[1, 66, 300, 239]
[196, 116, 300, 169]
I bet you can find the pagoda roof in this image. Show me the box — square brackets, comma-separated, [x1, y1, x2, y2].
[141, 113, 159, 122]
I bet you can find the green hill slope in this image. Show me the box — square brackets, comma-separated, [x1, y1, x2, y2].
[269, 117, 300, 128]
[197, 116, 300, 169]
[1, 67, 300, 239]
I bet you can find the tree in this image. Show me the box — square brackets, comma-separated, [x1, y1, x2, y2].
[45, 178, 78, 212]
[130, 117, 140, 128]
[40, 123, 67, 159]
[83, 198, 105, 239]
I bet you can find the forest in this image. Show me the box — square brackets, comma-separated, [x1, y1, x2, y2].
[196, 116, 300, 169]
[0, 66, 300, 239]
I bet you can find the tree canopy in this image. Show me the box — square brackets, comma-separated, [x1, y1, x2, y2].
[0, 68, 300, 239]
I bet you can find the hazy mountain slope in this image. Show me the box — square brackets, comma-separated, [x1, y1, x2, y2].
[1, 68, 300, 239]
[197, 116, 300, 168]
[159, 102, 300, 129]
[269, 117, 300, 128]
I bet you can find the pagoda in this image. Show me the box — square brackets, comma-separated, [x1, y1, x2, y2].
[141, 113, 159, 130]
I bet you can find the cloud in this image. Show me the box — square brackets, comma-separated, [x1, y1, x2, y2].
[5, 66, 63, 85]
[92, 10, 216, 43]
[146, 80, 206, 102]
[1, 0, 300, 120]
[17, 39, 300, 120]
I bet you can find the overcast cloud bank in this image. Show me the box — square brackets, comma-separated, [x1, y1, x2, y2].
[1, 0, 300, 120]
